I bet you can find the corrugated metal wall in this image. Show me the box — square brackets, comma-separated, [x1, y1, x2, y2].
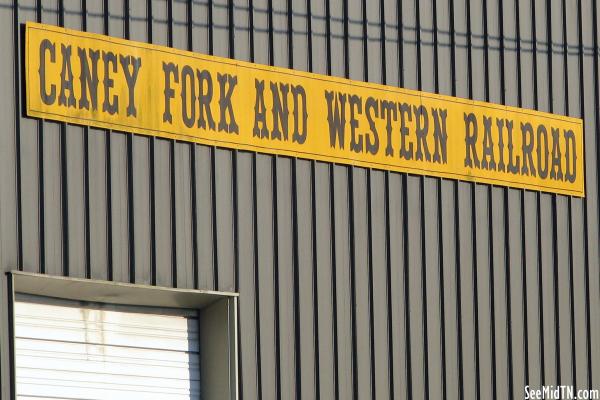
[0, 0, 599, 399]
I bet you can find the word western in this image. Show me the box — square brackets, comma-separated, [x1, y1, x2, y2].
[324, 91, 448, 162]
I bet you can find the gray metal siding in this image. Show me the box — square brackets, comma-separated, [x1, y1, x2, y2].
[0, 0, 598, 399]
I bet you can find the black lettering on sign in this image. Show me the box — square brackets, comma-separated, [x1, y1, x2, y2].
[253, 79, 269, 138]
[550, 127, 563, 181]
[39, 39, 56, 105]
[496, 118, 506, 172]
[481, 116, 496, 170]
[365, 97, 379, 155]
[380, 100, 397, 157]
[217, 73, 238, 134]
[325, 91, 346, 149]
[254, 80, 308, 143]
[180, 65, 196, 128]
[520, 122, 536, 177]
[413, 105, 430, 162]
[291, 85, 308, 144]
[78, 47, 100, 111]
[432, 108, 448, 164]
[564, 129, 577, 183]
[506, 120, 520, 175]
[59, 44, 76, 108]
[537, 125, 549, 179]
[120, 55, 142, 117]
[271, 82, 290, 141]
[464, 112, 479, 168]
[349, 95, 363, 153]
[102, 51, 118, 115]
[162, 62, 178, 123]
[399, 103, 413, 160]
[197, 69, 215, 130]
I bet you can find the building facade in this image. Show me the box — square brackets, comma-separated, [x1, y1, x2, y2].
[0, 0, 599, 399]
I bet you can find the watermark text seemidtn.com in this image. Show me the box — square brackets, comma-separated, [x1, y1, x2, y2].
[525, 385, 600, 400]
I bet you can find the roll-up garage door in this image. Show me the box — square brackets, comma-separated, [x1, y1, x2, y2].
[14, 294, 200, 400]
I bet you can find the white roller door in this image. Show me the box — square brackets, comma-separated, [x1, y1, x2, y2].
[14, 293, 200, 400]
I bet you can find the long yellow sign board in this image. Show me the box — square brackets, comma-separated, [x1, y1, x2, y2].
[25, 22, 585, 197]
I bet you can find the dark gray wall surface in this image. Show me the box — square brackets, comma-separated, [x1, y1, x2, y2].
[0, 0, 599, 399]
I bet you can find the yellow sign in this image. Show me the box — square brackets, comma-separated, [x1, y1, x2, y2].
[25, 22, 584, 197]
